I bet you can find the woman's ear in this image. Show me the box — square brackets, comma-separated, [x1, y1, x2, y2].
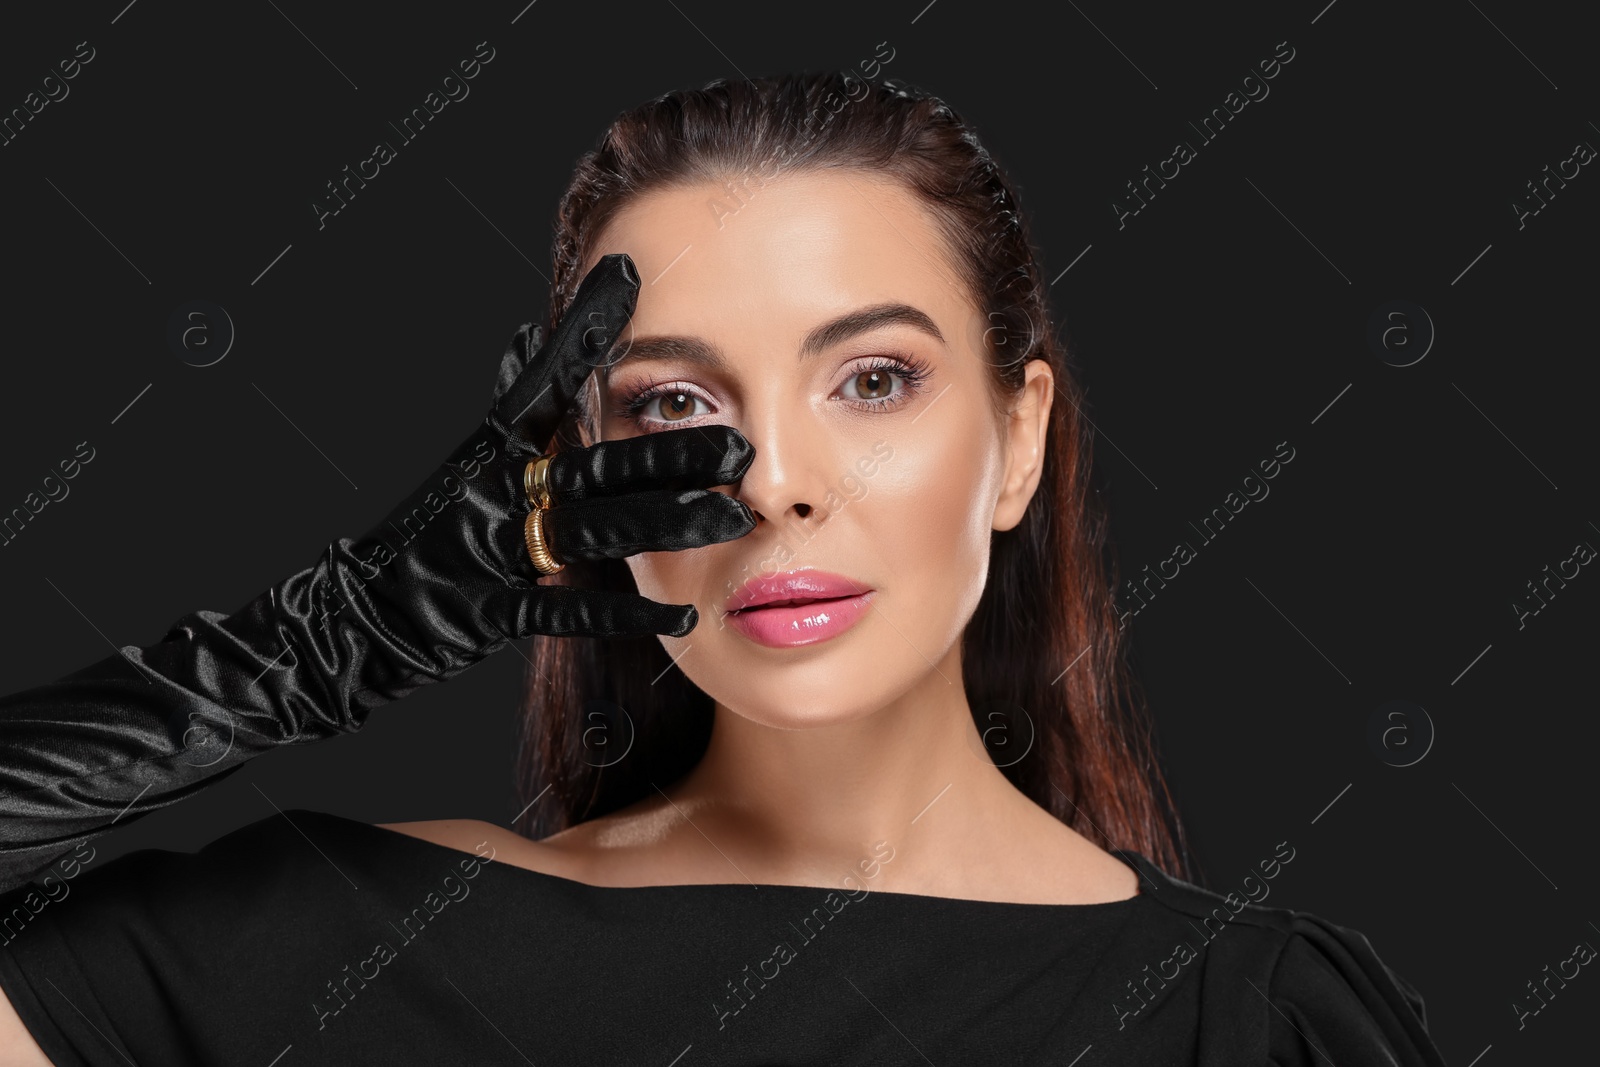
[992, 360, 1054, 532]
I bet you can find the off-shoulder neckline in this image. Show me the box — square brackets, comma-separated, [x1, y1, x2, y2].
[339, 810, 1163, 912]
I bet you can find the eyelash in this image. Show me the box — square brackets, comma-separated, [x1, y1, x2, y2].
[609, 352, 935, 429]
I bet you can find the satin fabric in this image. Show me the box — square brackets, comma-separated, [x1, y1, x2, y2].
[0, 254, 754, 893]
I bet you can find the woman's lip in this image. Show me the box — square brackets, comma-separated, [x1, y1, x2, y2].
[721, 590, 876, 648]
[731, 595, 851, 613]
[722, 569, 872, 613]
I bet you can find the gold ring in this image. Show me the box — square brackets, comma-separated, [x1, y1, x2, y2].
[524, 455, 553, 510]
[524, 508, 564, 575]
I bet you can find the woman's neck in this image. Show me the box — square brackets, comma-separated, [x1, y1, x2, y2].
[647, 643, 1119, 902]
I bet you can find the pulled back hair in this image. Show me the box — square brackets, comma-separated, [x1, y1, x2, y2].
[514, 70, 1194, 880]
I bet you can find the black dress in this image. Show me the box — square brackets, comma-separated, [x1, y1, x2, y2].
[0, 808, 1446, 1065]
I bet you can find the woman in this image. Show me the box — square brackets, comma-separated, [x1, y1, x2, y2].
[0, 71, 1447, 1064]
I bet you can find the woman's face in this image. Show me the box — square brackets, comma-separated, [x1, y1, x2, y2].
[578, 168, 1052, 729]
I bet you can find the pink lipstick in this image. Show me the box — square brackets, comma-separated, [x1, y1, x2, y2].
[720, 569, 876, 648]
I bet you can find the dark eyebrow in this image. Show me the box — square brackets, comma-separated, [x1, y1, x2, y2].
[604, 302, 946, 374]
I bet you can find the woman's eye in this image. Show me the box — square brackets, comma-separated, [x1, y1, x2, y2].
[841, 368, 899, 401]
[631, 388, 709, 424]
[618, 357, 928, 429]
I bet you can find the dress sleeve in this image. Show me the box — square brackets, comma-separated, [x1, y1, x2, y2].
[0, 845, 199, 1067]
[0, 811, 367, 1067]
[1266, 914, 1448, 1067]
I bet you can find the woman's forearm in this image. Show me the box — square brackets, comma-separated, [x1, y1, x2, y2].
[0, 274, 757, 895]
[0, 525, 506, 895]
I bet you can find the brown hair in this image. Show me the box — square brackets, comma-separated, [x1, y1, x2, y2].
[514, 70, 1194, 880]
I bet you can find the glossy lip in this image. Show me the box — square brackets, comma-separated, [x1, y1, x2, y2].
[722, 568, 873, 613]
[719, 568, 878, 649]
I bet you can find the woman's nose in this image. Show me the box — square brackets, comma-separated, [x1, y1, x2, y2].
[723, 410, 833, 528]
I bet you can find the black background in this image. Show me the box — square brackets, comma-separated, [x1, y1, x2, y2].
[1, 0, 1594, 1061]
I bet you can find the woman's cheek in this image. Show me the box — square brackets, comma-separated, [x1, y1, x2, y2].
[878, 427, 996, 619]
[623, 554, 670, 606]
[871, 425, 968, 544]
[627, 548, 726, 628]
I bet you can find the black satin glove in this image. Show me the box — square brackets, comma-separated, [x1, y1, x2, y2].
[0, 253, 755, 894]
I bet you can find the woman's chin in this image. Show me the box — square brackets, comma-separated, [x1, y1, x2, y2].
[697, 662, 896, 730]
[713, 700, 883, 732]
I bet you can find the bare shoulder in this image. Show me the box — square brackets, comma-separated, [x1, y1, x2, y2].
[374, 817, 509, 852]
[1010, 804, 1144, 904]
[373, 818, 589, 881]
[1079, 840, 1144, 900]
[1064, 826, 1144, 901]
[0, 987, 55, 1066]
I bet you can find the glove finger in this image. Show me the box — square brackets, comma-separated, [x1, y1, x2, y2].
[524, 585, 699, 638]
[543, 489, 756, 561]
[491, 323, 545, 407]
[490, 254, 640, 451]
[545, 424, 755, 504]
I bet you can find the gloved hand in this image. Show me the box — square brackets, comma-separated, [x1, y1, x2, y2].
[0, 253, 756, 894]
